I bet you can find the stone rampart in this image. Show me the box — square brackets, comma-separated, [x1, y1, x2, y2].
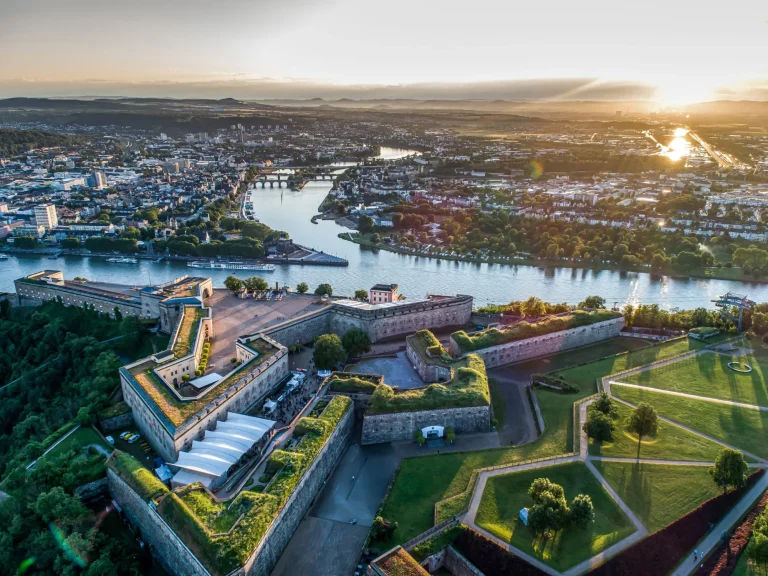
[14, 279, 142, 319]
[100, 410, 134, 432]
[361, 404, 489, 445]
[405, 338, 451, 384]
[263, 295, 473, 346]
[241, 404, 354, 576]
[450, 317, 625, 369]
[107, 469, 210, 576]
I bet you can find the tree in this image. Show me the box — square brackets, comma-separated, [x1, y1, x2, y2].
[244, 276, 269, 291]
[445, 427, 456, 444]
[371, 233, 381, 244]
[341, 328, 371, 357]
[296, 282, 309, 294]
[313, 334, 346, 369]
[315, 283, 333, 296]
[60, 237, 81, 249]
[224, 275, 243, 293]
[710, 448, 748, 492]
[415, 430, 425, 446]
[392, 212, 404, 228]
[568, 494, 595, 528]
[591, 392, 618, 419]
[583, 411, 615, 442]
[527, 478, 569, 537]
[578, 295, 606, 309]
[359, 214, 375, 234]
[627, 402, 659, 458]
[354, 289, 368, 301]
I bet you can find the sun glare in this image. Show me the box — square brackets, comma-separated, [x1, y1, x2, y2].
[654, 78, 715, 108]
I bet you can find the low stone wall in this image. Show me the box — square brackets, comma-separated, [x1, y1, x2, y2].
[100, 410, 134, 432]
[443, 546, 484, 576]
[107, 469, 210, 576]
[361, 405, 490, 445]
[242, 404, 354, 576]
[450, 317, 625, 369]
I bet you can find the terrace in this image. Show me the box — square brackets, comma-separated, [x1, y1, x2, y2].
[451, 309, 622, 354]
[172, 306, 208, 359]
[124, 336, 283, 430]
[407, 329, 453, 368]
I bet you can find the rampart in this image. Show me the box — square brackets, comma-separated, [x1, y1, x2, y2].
[449, 316, 625, 369]
[109, 404, 353, 576]
[361, 404, 490, 445]
[263, 295, 473, 346]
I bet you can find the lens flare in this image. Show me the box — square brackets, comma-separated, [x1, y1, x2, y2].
[17, 558, 36, 574]
[49, 523, 88, 568]
[529, 160, 543, 179]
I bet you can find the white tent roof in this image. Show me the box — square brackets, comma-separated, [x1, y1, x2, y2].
[189, 372, 223, 389]
[172, 413, 276, 485]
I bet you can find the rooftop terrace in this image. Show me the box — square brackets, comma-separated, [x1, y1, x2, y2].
[124, 336, 283, 432]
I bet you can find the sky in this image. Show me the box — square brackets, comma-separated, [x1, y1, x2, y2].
[2, 0, 768, 103]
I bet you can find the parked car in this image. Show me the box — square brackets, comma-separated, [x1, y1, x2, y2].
[128, 434, 141, 444]
[119, 431, 132, 440]
[105, 436, 115, 445]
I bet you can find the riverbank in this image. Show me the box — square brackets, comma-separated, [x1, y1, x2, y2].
[0, 245, 348, 267]
[338, 231, 764, 285]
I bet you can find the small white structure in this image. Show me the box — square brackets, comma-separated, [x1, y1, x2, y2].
[421, 425, 444, 439]
[263, 400, 278, 414]
[188, 372, 223, 389]
[519, 507, 529, 526]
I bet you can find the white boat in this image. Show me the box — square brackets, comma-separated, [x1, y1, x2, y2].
[0, 254, 8, 260]
[106, 257, 138, 264]
[187, 260, 275, 271]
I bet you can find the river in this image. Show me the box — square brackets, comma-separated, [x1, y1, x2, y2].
[2, 146, 767, 308]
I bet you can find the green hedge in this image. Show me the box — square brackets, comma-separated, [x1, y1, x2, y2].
[451, 310, 621, 353]
[367, 354, 490, 415]
[108, 451, 168, 502]
[410, 329, 452, 365]
[157, 395, 352, 576]
[532, 373, 580, 393]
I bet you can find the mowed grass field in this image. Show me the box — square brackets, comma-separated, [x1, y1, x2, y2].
[612, 386, 768, 460]
[475, 462, 635, 571]
[371, 337, 725, 551]
[587, 402, 725, 461]
[591, 462, 722, 532]
[555, 336, 713, 390]
[622, 350, 768, 407]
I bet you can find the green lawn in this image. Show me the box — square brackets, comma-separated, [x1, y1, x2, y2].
[475, 462, 635, 571]
[587, 402, 725, 461]
[732, 545, 762, 575]
[42, 426, 112, 460]
[622, 351, 768, 407]
[489, 379, 506, 428]
[556, 337, 711, 390]
[591, 462, 722, 533]
[612, 386, 768, 460]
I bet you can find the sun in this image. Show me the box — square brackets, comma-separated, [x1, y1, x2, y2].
[654, 77, 716, 108]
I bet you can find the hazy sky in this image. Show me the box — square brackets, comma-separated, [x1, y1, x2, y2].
[3, 0, 768, 102]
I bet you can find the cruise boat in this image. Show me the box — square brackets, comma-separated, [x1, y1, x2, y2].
[0, 254, 8, 260]
[187, 260, 275, 271]
[106, 257, 138, 264]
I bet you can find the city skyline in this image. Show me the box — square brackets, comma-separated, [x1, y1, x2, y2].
[3, 0, 768, 104]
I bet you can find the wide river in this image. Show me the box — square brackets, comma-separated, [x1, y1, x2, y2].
[2, 147, 767, 308]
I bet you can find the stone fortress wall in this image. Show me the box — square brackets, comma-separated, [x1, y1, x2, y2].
[120, 337, 289, 463]
[15, 273, 143, 319]
[449, 316, 625, 369]
[361, 405, 490, 445]
[405, 338, 452, 384]
[107, 404, 354, 576]
[263, 295, 474, 347]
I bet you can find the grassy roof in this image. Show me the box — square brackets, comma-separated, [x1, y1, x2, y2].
[451, 309, 621, 353]
[107, 450, 168, 502]
[375, 548, 430, 576]
[173, 306, 207, 359]
[156, 395, 352, 576]
[408, 330, 453, 367]
[128, 337, 281, 429]
[327, 372, 382, 394]
[367, 354, 489, 415]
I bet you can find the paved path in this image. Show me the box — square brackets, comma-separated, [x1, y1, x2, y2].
[610, 381, 768, 412]
[670, 472, 768, 576]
